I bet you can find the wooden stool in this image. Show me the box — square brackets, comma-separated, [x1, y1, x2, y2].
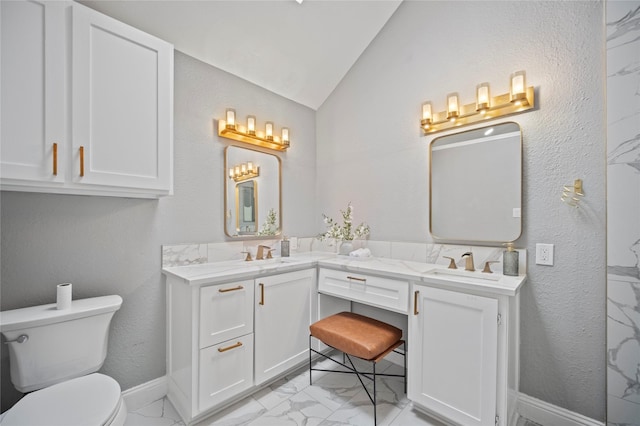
[309, 312, 406, 425]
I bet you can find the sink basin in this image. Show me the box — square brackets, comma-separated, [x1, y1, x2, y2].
[255, 257, 298, 264]
[426, 268, 501, 282]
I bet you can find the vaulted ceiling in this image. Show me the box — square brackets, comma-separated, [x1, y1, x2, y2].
[80, 0, 402, 110]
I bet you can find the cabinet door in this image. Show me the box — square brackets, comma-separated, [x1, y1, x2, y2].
[409, 284, 498, 426]
[200, 281, 254, 349]
[1, 0, 66, 184]
[254, 269, 315, 385]
[199, 334, 254, 412]
[71, 3, 173, 194]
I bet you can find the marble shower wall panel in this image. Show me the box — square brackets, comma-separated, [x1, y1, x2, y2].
[606, 1, 640, 424]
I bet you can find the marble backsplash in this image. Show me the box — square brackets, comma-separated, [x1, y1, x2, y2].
[162, 238, 527, 276]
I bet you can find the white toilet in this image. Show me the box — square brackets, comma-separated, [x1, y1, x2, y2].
[0, 295, 127, 426]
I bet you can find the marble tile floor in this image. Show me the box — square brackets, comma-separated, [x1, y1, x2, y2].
[124, 355, 541, 426]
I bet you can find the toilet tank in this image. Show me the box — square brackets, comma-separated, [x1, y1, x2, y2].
[0, 295, 122, 393]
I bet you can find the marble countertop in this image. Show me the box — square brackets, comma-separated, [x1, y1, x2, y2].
[162, 253, 526, 296]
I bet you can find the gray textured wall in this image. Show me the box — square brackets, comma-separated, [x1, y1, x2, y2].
[0, 51, 317, 411]
[1, 2, 608, 421]
[316, 1, 606, 421]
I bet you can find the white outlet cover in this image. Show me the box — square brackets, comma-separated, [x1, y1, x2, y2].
[536, 243, 554, 266]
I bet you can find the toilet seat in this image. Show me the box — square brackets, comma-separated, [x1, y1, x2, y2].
[1, 373, 125, 426]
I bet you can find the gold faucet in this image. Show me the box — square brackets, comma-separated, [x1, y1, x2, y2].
[461, 252, 475, 271]
[256, 245, 271, 260]
[443, 256, 457, 269]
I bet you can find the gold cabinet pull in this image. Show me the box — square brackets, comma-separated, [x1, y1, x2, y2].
[347, 276, 366, 282]
[218, 285, 243, 293]
[259, 283, 264, 305]
[79, 146, 85, 177]
[414, 290, 420, 315]
[52, 143, 58, 175]
[218, 342, 243, 353]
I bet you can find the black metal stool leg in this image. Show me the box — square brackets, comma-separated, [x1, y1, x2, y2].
[404, 342, 407, 394]
[309, 334, 313, 386]
[373, 360, 377, 426]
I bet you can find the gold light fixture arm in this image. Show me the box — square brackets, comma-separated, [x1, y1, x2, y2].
[218, 110, 291, 152]
[421, 87, 534, 135]
[421, 71, 535, 135]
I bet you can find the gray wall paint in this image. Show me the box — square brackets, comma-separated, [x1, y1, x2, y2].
[316, 1, 605, 421]
[0, 51, 317, 411]
[1, 2, 609, 422]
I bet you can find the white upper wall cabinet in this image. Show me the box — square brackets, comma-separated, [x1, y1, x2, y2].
[71, 4, 173, 193]
[0, 0, 174, 198]
[1, 1, 67, 185]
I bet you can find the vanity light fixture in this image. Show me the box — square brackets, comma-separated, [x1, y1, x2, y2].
[421, 102, 433, 129]
[225, 109, 236, 130]
[247, 116, 256, 136]
[229, 161, 260, 182]
[510, 70, 527, 104]
[265, 122, 274, 141]
[218, 108, 291, 151]
[446, 93, 460, 121]
[476, 82, 490, 112]
[420, 70, 535, 134]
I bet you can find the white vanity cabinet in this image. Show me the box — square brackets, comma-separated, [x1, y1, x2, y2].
[198, 283, 254, 411]
[254, 269, 316, 385]
[166, 277, 255, 423]
[318, 268, 409, 314]
[166, 267, 316, 424]
[1, 0, 173, 198]
[409, 281, 520, 426]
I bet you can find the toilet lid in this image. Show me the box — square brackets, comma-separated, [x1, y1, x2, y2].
[2, 373, 122, 426]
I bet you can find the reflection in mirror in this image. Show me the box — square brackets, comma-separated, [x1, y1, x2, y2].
[225, 146, 281, 238]
[430, 122, 522, 243]
[236, 180, 257, 234]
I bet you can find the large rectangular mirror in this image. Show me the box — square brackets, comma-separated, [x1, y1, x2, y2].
[225, 146, 281, 238]
[429, 122, 522, 243]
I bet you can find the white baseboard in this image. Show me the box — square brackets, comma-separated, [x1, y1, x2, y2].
[121, 376, 168, 412]
[518, 393, 604, 426]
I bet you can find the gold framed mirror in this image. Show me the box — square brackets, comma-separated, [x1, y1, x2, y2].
[429, 122, 522, 243]
[224, 145, 281, 238]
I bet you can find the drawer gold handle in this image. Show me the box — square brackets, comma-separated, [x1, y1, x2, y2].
[218, 342, 243, 353]
[259, 283, 264, 305]
[347, 276, 366, 282]
[414, 290, 419, 315]
[52, 143, 58, 175]
[79, 146, 85, 177]
[219, 285, 243, 293]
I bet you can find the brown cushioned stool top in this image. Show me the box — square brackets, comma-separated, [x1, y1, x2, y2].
[310, 312, 402, 361]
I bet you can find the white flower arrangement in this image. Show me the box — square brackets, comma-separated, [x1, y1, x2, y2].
[318, 203, 370, 242]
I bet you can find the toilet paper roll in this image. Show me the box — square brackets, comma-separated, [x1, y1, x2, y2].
[56, 283, 72, 310]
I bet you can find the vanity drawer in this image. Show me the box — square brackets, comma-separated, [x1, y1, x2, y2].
[318, 268, 409, 314]
[199, 280, 254, 349]
[198, 333, 254, 411]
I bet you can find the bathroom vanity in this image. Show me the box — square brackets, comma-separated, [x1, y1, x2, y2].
[162, 254, 525, 426]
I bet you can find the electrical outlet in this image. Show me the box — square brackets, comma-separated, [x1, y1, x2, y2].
[536, 243, 554, 266]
